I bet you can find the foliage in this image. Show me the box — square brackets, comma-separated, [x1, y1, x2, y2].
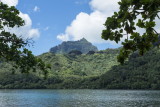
[98, 48, 160, 89]
[0, 49, 119, 89]
[0, 2, 50, 76]
[102, 0, 160, 64]
[68, 50, 82, 55]
[41, 48, 119, 76]
[50, 38, 98, 54]
[1, 48, 160, 89]
[87, 51, 95, 55]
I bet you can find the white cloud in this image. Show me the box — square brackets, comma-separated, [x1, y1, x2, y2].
[1, 0, 40, 39]
[90, 0, 119, 14]
[1, 0, 18, 6]
[57, 34, 69, 41]
[59, 11, 107, 43]
[28, 29, 40, 38]
[4, 12, 40, 39]
[57, 0, 159, 45]
[19, 12, 32, 27]
[33, 6, 40, 12]
[57, 0, 120, 44]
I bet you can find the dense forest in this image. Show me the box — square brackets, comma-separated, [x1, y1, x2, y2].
[0, 0, 160, 90]
[1, 47, 160, 89]
[0, 48, 118, 89]
[98, 48, 160, 89]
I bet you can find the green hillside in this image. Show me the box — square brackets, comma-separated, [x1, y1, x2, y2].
[0, 48, 119, 89]
[97, 48, 160, 89]
[40, 48, 119, 77]
[1, 47, 160, 89]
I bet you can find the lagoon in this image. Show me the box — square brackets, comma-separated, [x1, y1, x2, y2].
[0, 90, 160, 107]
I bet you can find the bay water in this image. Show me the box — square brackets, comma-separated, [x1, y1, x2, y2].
[0, 89, 160, 107]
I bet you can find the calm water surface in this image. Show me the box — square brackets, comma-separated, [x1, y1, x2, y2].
[0, 90, 160, 107]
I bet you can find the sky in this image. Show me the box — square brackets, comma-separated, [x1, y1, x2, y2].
[1, 0, 120, 55]
[1, 0, 122, 55]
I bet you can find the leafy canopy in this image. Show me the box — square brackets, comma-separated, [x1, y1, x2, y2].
[102, 0, 160, 64]
[0, 2, 50, 76]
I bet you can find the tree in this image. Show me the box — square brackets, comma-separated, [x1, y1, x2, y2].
[0, 2, 50, 76]
[87, 51, 95, 55]
[68, 50, 82, 55]
[102, 0, 160, 64]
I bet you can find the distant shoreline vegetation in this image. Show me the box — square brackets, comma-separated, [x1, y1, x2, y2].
[0, 47, 160, 89]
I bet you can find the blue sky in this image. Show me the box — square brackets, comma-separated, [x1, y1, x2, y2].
[17, 0, 92, 55]
[2, 0, 121, 55]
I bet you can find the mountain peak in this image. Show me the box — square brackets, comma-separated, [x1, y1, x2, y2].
[79, 38, 88, 42]
[50, 39, 98, 54]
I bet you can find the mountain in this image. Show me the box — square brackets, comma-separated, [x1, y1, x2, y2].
[50, 38, 98, 54]
[97, 47, 160, 89]
[0, 48, 119, 89]
[1, 47, 160, 89]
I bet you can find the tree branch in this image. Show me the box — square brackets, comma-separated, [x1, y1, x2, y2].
[153, 29, 159, 35]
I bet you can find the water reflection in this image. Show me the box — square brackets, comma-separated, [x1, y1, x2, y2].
[0, 90, 160, 107]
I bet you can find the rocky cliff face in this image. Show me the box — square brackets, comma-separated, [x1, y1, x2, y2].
[50, 38, 98, 54]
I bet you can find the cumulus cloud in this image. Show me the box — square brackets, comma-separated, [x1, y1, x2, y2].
[1, 0, 40, 39]
[58, 11, 107, 43]
[57, 0, 159, 45]
[4, 12, 40, 39]
[57, 0, 120, 44]
[1, 0, 18, 6]
[28, 29, 40, 38]
[90, 0, 119, 14]
[57, 34, 69, 41]
[33, 6, 40, 12]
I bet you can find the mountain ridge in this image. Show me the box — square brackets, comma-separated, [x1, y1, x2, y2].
[50, 38, 98, 54]
[0, 48, 160, 89]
